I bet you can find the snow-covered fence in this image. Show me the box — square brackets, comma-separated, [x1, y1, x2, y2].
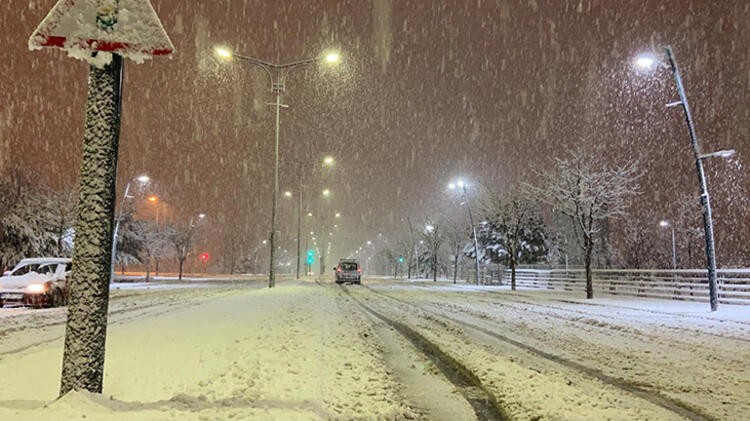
[505, 268, 750, 305]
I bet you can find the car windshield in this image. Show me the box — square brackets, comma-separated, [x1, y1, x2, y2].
[341, 262, 358, 271]
[11, 264, 39, 276]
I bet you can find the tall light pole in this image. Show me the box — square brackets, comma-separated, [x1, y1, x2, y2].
[111, 174, 150, 282]
[214, 47, 341, 289]
[288, 157, 336, 279]
[449, 180, 480, 285]
[636, 47, 736, 311]
[659, 220, 677, 270]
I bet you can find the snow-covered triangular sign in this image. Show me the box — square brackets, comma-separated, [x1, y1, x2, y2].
[29, 0, 174, 66]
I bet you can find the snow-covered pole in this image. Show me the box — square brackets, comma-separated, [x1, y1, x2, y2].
[463, 185, 481, 286]
[110, 179, 130, 282]
[296, 172, 302, 280]
[60, 54, 124, 395]
[222, 53, 331, 289]
[665, 46, 719, 311]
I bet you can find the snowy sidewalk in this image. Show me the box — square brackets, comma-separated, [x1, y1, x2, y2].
[0, 281, 415, 420]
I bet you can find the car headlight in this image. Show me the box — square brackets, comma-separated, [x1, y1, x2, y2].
[26, 283, 46, 293]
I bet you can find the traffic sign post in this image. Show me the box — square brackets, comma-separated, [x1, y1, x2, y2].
[29, 0, 173, 397]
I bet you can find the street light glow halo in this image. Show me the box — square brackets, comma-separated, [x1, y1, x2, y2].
[136, 175, 150, 183]
[634, 53, 658, 70]
[214, 47, 233, 60]
[323, 51, 341, 64]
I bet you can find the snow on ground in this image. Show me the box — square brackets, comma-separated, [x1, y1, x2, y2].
[0, 280, 417, 420]
[1, 277, 748, 420]
[363, 278, 749, 420]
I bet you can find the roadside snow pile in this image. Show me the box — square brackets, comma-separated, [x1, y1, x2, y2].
[0, 282, 416, 420]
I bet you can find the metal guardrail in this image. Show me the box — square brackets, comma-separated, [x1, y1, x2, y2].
[493, 268, 750, 305]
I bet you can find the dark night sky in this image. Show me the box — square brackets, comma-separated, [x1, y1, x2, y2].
[1, 1, 749, 267]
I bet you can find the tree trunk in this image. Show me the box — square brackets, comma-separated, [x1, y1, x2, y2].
[510, 258, 517, 291]
[155, 258, 160, 276]
[453, 246, 459, 284]
[433, 253, 437, 282]
[585, 239, 594, 299]
[60, 55, 123, 396]
[179, 259, 184, 281]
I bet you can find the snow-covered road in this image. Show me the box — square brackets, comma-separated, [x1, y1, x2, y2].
[0, 278, 747, 420]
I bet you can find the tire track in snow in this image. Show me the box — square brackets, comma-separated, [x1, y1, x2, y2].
[363, 285, 715, 421]
[338, 284, 510, 421]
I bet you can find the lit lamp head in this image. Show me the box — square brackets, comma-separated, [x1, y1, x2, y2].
[214, 47, 233, 60]
[324, 51, 341, 65]
[136, 175, 151, 184]
[659, 220, 670, 228]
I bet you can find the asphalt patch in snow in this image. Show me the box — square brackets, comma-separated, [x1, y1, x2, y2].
[368, 287, 716, 421]
[340, 285, 510, 421]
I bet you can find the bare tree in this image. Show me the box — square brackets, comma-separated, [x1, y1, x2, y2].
[526, 147, 640, 299]
[422, 220, 444, 282]
[140, 221, 171, 281]
[622, 220, 658, 269]
[167, 221, 198, 280]
[444, 218, 468, 284]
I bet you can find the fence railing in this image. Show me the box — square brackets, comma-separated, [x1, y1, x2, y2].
[485, 268, 750, 305]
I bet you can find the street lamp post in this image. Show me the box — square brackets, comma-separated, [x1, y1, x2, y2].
[449, 180, 480, 285]
[665, 46, 720, 310]
[214, 47, 340, 289]
[636, 46, 734, 311]
[636, 47, 736, 311]
[659, 220, 677, 270]
[111, 174, 150, 282]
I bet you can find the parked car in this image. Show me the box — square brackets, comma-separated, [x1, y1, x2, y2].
[334, 259, 361, 284]
[0, 258, 72, 308]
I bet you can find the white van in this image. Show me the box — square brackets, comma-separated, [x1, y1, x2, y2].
[0, 258, 72, 308]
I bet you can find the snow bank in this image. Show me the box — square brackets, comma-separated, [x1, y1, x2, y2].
[0, 282, 416, 420]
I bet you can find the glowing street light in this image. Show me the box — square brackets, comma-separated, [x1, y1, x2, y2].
[449, 179, 480, 285]
[659, 220, 677, 270]
[212, 45, 342, 289]
[325, 51, 341, 64]
[284, 191, 293, 198]
[214, 47, 233, 59]
[635, 54, 656, 69]
[322, 189, 331, 197]
[112, 173, 151, 282]
[323, 156, 335, 166]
